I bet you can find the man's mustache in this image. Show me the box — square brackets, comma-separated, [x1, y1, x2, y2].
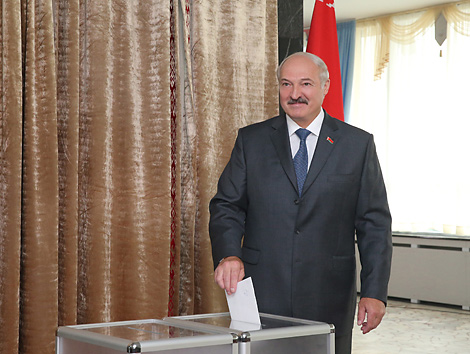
[287, 97, 308, 105]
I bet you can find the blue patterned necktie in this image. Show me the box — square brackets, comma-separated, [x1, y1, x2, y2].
[293, 128, 311, 196]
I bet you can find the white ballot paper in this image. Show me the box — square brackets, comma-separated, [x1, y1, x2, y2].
[226, 277, 261, 331]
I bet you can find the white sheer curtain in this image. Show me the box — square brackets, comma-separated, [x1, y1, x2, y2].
[350, 2, 470, 237]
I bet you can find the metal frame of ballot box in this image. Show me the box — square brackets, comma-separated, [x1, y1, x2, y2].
[56, 318, 238, 354]
[163, 312, 335, 354]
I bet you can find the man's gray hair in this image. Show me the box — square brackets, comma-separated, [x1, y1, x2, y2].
[277, 52, 330, 88]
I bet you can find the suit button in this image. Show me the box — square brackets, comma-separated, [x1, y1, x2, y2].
[295, 229, 300, 235]
[294, 199, 300, 205]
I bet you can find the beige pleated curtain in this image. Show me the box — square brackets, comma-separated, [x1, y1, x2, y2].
[0, 1, 279, 353]
[357, 1, 470, 79]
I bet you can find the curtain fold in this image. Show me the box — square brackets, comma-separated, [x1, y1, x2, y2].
[56, 0, 80, 328]
[0, 1, 23, 352]
[176, 0, 197, 316]
[21, 0, 59, 351]
[75, 0, 174, 325]
[444, 1, 470, 35]
[358, 1, 470, 80]
[0, 1, 279, 353]
[337, 20, 355, 122]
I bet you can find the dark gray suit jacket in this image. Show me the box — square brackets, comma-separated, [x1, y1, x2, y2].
[209, 112, 392, 336]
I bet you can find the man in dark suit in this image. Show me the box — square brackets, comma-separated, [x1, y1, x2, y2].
[209, 52, 392, 354]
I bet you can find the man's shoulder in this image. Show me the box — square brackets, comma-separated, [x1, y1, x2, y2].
[324, 113, 372, 140]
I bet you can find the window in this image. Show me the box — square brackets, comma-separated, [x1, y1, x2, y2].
[349, 4, 470, 236]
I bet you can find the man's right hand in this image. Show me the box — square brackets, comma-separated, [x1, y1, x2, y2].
[214, 256, 245, 295]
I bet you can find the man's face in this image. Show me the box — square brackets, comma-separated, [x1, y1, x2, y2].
[279, 55, 330, 127]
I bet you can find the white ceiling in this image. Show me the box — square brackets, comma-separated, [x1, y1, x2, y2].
[303, 0, 458, 26]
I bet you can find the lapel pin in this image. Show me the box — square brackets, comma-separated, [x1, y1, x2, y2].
[327, 137, 334, 144]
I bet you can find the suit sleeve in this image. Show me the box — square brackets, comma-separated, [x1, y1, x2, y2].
[209, 129, 248, 269]
[355, 134, 393, 304]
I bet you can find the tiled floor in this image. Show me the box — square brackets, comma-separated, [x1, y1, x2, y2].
[352, 299, 470, 354]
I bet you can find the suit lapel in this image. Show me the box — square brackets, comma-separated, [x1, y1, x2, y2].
[301, 113, 340, 196]
[270, 115, 299, 193]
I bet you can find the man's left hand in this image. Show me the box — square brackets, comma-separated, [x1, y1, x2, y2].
[357, 297, 386, 334]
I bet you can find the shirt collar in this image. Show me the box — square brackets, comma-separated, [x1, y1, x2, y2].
[286, 109, 324, 137]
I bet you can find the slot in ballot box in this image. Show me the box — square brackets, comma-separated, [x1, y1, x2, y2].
[163, 312, 334, 354]
[56, 319, 238, 354]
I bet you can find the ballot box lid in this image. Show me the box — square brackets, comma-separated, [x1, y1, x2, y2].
[57, 319, 237, 352]
[163, 312, 334, 342]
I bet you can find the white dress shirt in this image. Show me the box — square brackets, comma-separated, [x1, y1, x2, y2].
[286, 110, 324, 170]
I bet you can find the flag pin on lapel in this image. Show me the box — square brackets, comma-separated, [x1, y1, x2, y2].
[327, 137, 334, 144]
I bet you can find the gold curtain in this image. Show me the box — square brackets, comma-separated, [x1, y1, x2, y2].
[357, 0, 470, 79]
[0, 0, 23, 352]
[177, 0, 279, 316]
[0, 0, 279, 353]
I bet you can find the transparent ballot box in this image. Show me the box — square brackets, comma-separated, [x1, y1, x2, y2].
[163, 312, 334, 354]
[56, 319, 238, 354]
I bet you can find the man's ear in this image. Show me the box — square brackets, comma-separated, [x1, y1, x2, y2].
[323, 79, 330, 97]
